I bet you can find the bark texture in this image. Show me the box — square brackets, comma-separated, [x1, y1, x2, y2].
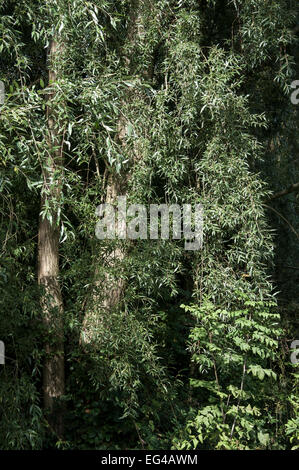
[38, 39, 64, 436]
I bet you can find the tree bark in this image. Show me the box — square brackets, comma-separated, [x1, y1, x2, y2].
[38, 39, 64, 437]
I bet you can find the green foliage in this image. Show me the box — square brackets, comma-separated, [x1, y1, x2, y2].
[0, 0, 298, 450]
[286, 370, 299, 450]
[173, 297, 286, 450]
[0, 373, 44, 449]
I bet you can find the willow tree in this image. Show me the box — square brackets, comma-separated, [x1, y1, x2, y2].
[37, 36, 65, 435]
[80, 0, 161, 345]
[0, 0, 298, 450]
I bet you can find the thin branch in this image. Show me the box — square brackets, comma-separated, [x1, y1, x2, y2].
[279, 265, 299, 270]
[268, 182, 299, 201]
[230, 358, 247, 438]
[263, 204, 299, 240]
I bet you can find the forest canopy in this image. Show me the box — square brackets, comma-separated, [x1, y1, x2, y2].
[0, 0, 298, 451]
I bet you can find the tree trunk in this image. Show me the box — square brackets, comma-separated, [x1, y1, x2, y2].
[80, 0, 155, 346]
[38, 39, 64, 437]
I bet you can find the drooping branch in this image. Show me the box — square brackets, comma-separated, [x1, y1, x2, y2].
[263, 204, 299, 240]
[268, 182, 299, 201]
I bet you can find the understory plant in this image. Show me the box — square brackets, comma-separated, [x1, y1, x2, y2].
[173, 295, 287, 450]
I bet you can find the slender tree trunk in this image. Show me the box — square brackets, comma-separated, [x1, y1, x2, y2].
[38, 39, 64, 436]
[80, 0, 155, 346]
